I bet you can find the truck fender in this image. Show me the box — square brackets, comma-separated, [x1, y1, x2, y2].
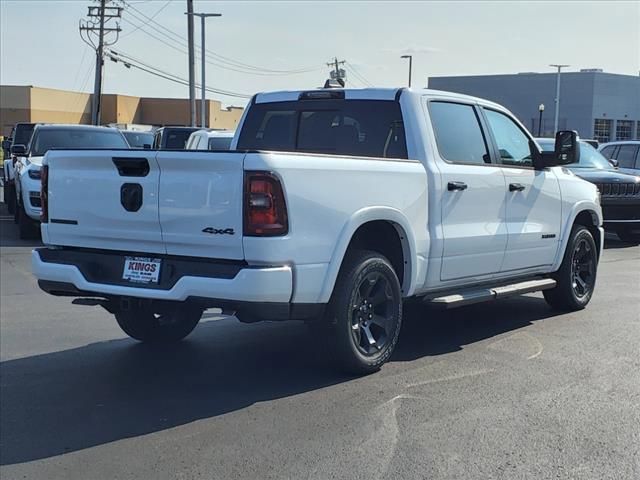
[317, 206, 418, 304]
[553, 200, 603, 270]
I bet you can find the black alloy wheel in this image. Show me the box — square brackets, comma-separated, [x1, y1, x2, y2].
[350, 272, 397, 356]
[544, 225, 598, 311]
[570, 237, 596, 299]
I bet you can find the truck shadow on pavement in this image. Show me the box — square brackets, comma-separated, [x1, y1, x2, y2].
[0, 295, 563, 465]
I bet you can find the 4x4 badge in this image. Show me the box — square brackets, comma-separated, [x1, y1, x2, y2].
[202, 227, 235, 235]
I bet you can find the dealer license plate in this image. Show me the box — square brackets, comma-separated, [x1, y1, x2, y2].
[122, 257, 161, 284]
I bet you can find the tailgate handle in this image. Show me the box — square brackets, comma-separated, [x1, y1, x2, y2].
[113, 157, 150, 177]
[121, 183, 143, 212]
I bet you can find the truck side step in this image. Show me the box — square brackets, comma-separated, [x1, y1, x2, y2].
[425, 278, 557, 309]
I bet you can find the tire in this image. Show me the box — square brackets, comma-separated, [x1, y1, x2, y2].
[615, 226, 640, 244]
[18, 203, 37, 240]
[543, 225, 598, 311]
[115, 304, 202, 343]
[5, 184, 15, 215]
[325, 249, 403, 375]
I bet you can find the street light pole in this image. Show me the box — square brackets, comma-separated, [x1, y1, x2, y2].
[550, 64, 569, 133]
[538, 103, 545, 137]
[186, 12, 221, 128]
[186, 0, 196, 127]
[400, 55, 412, 87]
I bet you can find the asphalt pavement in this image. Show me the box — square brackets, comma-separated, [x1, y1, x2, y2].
[1, 203, 639, 480]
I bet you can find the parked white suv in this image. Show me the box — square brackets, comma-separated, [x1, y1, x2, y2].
[14, 124, 128, 238]
[33, 88, 602, 373]
[185, 129, 235, 150]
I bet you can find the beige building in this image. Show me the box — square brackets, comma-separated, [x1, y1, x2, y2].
[0, 85, 245, 136]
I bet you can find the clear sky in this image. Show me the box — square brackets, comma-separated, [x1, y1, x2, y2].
[1, 0, 638, 107]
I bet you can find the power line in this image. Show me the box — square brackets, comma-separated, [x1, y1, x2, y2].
[123, 0, 319, 73]
[120, 0, 170, 39]
[107, 49, 252, 99]
[345, 61, 374, 87]
[117, 0, 322, 75]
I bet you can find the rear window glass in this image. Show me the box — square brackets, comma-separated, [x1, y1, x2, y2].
[209, 137, 233, 150]
[237, 100, 408, 159]
[30, 129, 128, 156]
[165, 130, 194, 149]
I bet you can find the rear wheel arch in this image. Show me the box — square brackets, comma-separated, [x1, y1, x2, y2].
[320, 216, 414, 306]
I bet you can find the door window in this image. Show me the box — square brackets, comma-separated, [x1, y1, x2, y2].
[484, 109, 532, 167]
[616, 145, 639, 169]
[429, 102, 490, 164]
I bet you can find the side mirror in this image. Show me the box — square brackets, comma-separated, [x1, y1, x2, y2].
[143, 143, 152, 150]
[608, 158, 619, 168]
[554, 130, 580, 165]
[10, 144, 26, 156]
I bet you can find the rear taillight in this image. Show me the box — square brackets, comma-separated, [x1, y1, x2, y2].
[40, 165, 48, 223]
[243, 171, 288, 236]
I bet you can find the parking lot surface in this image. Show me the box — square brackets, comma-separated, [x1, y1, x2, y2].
[1, 203, 639, 480]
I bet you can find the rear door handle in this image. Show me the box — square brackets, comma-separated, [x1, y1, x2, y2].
[447, 181, 468, 191]
[509, 183, 526, 192]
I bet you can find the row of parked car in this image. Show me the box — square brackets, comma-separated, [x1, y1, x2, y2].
[1, 123, 234, 239]
[1, 121, 639, 245]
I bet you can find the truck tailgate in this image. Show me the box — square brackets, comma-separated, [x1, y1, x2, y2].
[156, 151, 245, 260]
[45, 150, 165, 254]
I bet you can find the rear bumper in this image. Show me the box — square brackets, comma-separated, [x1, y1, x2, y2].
[32, 248, 293, 304]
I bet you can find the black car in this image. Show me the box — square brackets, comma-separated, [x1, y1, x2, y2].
[152, 127, 200, 150]
[537, 138, 640, 243]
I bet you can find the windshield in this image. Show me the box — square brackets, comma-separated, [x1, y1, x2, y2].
[122, 131, 154, 148]
[538, 139, 613, 169]
[30, 128, 128, 156]
[14, 124, 36, 146]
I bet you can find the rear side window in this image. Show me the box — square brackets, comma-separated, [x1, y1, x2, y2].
[429, 102, 490, 164]
[237, 100, 407, 159]
[616, 145, 639, 169]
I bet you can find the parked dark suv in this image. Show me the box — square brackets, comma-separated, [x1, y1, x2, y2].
[598, 141, 640, 176]
[538, 138, 640, 243]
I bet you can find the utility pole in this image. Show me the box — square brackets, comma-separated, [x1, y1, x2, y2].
[80, 0, 122, 125]
[186, 0, 196, 127]
[186, 12, 222, 128]
[326, 57, 346, 85]
[550, 64, 569, 134]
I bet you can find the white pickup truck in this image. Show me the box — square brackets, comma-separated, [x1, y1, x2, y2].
[33, 88, 603, 373]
